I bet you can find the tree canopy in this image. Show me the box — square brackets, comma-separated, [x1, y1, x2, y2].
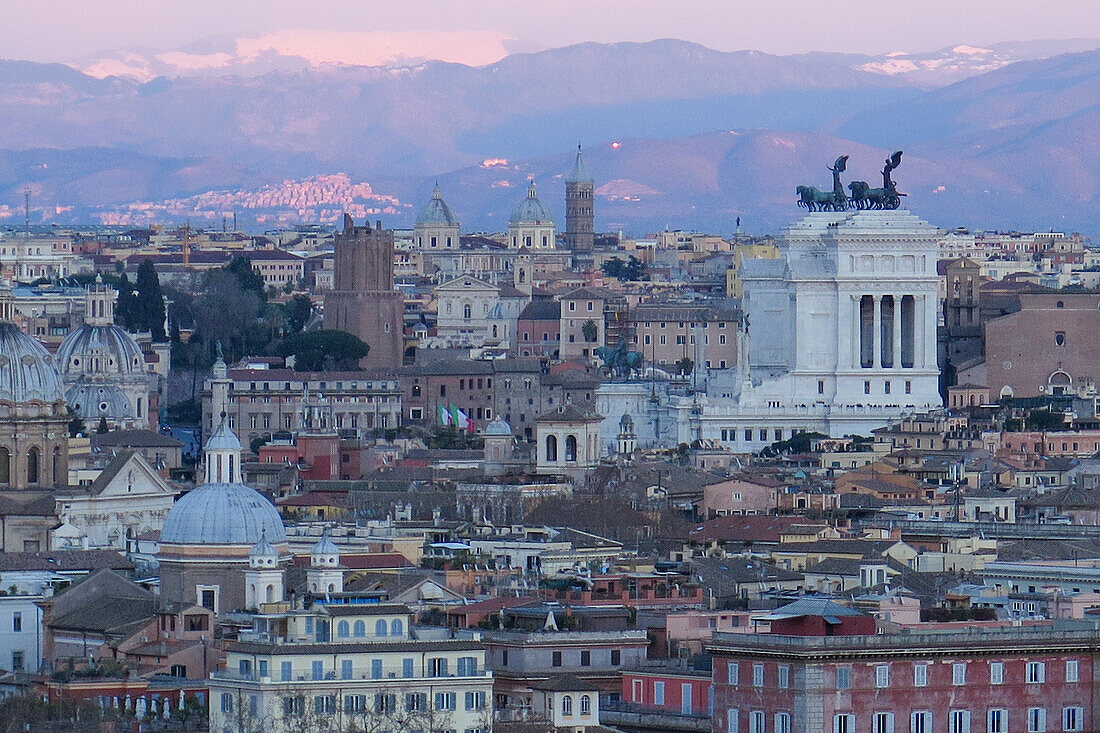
[601, 255, 647, 281]
[279, 329, 370, 371]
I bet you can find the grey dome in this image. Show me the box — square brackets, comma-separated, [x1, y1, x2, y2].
[162, 482, 286, 545]
[0, 323, 65, 404]
[250, 529, 279, 560]
[57, 324, 145, 377]
[510, 182, 555, 225]
[65, 381, 132, 420]
[311, 533, 339, 556]
[205, 418, 242, 452]
[416, 185, 460, 227]
[485, 417, 512, 436]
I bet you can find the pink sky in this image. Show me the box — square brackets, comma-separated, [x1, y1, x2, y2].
[4, 0, 1100, 64]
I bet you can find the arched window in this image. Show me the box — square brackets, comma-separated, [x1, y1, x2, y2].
[27, 447, 39, 485]
[545, 435, 558, 462]
[463, 303, 472, 319]
[580, 696, 591, 716]
[0, 447, 10, 484]
[328, 583, 335, 593]
[266, 584, 276, 603]
[376, 619, 388, 637]
[337, 620, 350, 638]
[565, 435, 578, 462]
[390, 619, 403, 637]
[353, 620, 366, 637]
[562, 696, 573, 716]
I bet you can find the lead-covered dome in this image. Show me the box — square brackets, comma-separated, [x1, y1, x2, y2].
[485, 417, 513, 436]
[57, 324, 145, 378]
[510, 181, 554, 225]
[416, 185, 460, 227]
[161, 482, 286, 546]
[0, 323, 65, 404]
[65, 382, 131, 420]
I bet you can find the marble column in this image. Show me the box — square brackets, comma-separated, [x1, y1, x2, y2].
[893, 295, 903, 370]
[872, 296, 882, 369]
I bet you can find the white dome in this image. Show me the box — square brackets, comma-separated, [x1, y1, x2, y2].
[161, 482, 286, 546]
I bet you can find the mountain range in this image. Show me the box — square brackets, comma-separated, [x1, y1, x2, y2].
[2, 37, 1100, 234]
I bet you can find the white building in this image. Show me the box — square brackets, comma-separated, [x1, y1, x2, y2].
[0, 594, 43, 673]
[508, 182, 556, 250]
[208, 603, 493, 733]
[597, 209, 943, 453]
[433, 275, 528, 349]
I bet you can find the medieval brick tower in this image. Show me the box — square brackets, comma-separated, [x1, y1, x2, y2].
[323, 215, 404, 369]
[564, 145, 594, 264]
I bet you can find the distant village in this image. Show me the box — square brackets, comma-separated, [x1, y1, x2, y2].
[1, 148, 1100, 733]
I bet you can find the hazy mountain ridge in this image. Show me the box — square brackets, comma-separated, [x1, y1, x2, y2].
[3, 39, 1100, 233]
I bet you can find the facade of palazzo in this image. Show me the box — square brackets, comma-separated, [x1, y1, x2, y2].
[596, 209, 944, 453]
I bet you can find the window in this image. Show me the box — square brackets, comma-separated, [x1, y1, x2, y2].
[344, 695, 367, 713]
[905, 380, 912, 394]
[372, 659, 383, 679]
[1066, 659, 1079, 683]
[953, 662, 967, 685]
[282, 696, 304, 716]
[1026, 661, 1045, 684]
[728, 709, 740, 733]
[562, 695, 574, 716]
[875, 664, 890, 688]
[653, 681, 665, 705]
[280, 661, 292, 681]
[434, 692, 456, 711]
[314, 695, 336, 715]
[580, 650, 591, 666]
[818, 380, 825, 394]
[403, 658, 414, 678]
[989, 661, 1004, 685]
[987, 709, 1007, 733]
[457, 656, 478, 676]
[353, 620, 365, 637]
[1062, 707, 1083, 731]
[337, 620, 349, 638]
[611, 649, 621, 666]
[464, 691, 486, 711]
[581, 695, 591, 716]
[1055, 332, 1066, 346]
[914, 663, 929, 687]
[750, 711, 766, 733]
[776, 712, 792, 733]
[865, 380, 871, 394]
[311, 661, 323, 680]
[873, 712, 895, 733]
[835, 713, 855, 733]
[552, 651, 562, 667]
[949, 710, 971, 733]
[375, 619, 388, 636]
[429, 658, 448, 676]
[836, 667, 851, 690]
[778, 665, 790, 689]
[911, 711, 932, 733]
[11, 651, 23, 672]
[375, 694, 397, 714]
[753, 663, 764, 687]
[1027, 707, 1046, 732]
[220, 693, 234, 713]
[728, 662, 740, 686]
[12, 612, 21, 633]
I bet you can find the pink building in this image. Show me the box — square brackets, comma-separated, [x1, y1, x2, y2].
[710, 624, 1094, 733]
[621, 666, 713, 717]
[702, 473, 785, 518]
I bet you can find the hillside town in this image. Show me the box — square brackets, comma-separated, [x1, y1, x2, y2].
[2, 147, 1100, 733]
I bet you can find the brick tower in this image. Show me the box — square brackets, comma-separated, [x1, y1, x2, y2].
[323, 215, 404, 368]
[564, 144, 594, 265]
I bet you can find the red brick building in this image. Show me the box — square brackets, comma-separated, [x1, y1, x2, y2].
[709, 621, 1094, 733]
[621, 665, 713, 716]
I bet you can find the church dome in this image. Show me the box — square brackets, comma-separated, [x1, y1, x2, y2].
[161, 482, 287, 546]
[416, 185, 460, 227]
[510, 182, 555, 225]
[0, 323, 65, 404]
[57, 324, 145, 377]
[484, 417, 513, 436]
[65, 381, 131, 420]
[311, 532, 339, 557]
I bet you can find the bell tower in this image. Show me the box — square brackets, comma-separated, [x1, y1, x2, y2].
[565, 144, 595, 266]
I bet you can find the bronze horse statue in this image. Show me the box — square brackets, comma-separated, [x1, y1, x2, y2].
[848, 151, 905, 210]
[796, 155, 849, 211]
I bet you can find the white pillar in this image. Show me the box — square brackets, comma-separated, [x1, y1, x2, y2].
[872, 296, 881, 369]
[892, 296, 903, 370]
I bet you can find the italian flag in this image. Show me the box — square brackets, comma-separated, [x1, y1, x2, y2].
[439, 404, 452, 426]
[449, 404, 475, 433]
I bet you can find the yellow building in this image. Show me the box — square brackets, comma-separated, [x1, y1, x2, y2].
[726, 240, 781, 298]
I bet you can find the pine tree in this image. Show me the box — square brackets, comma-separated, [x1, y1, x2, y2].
[135, 258, 167, 341]
[96, 417, 109, 434]
[115, 273, 137, 330]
